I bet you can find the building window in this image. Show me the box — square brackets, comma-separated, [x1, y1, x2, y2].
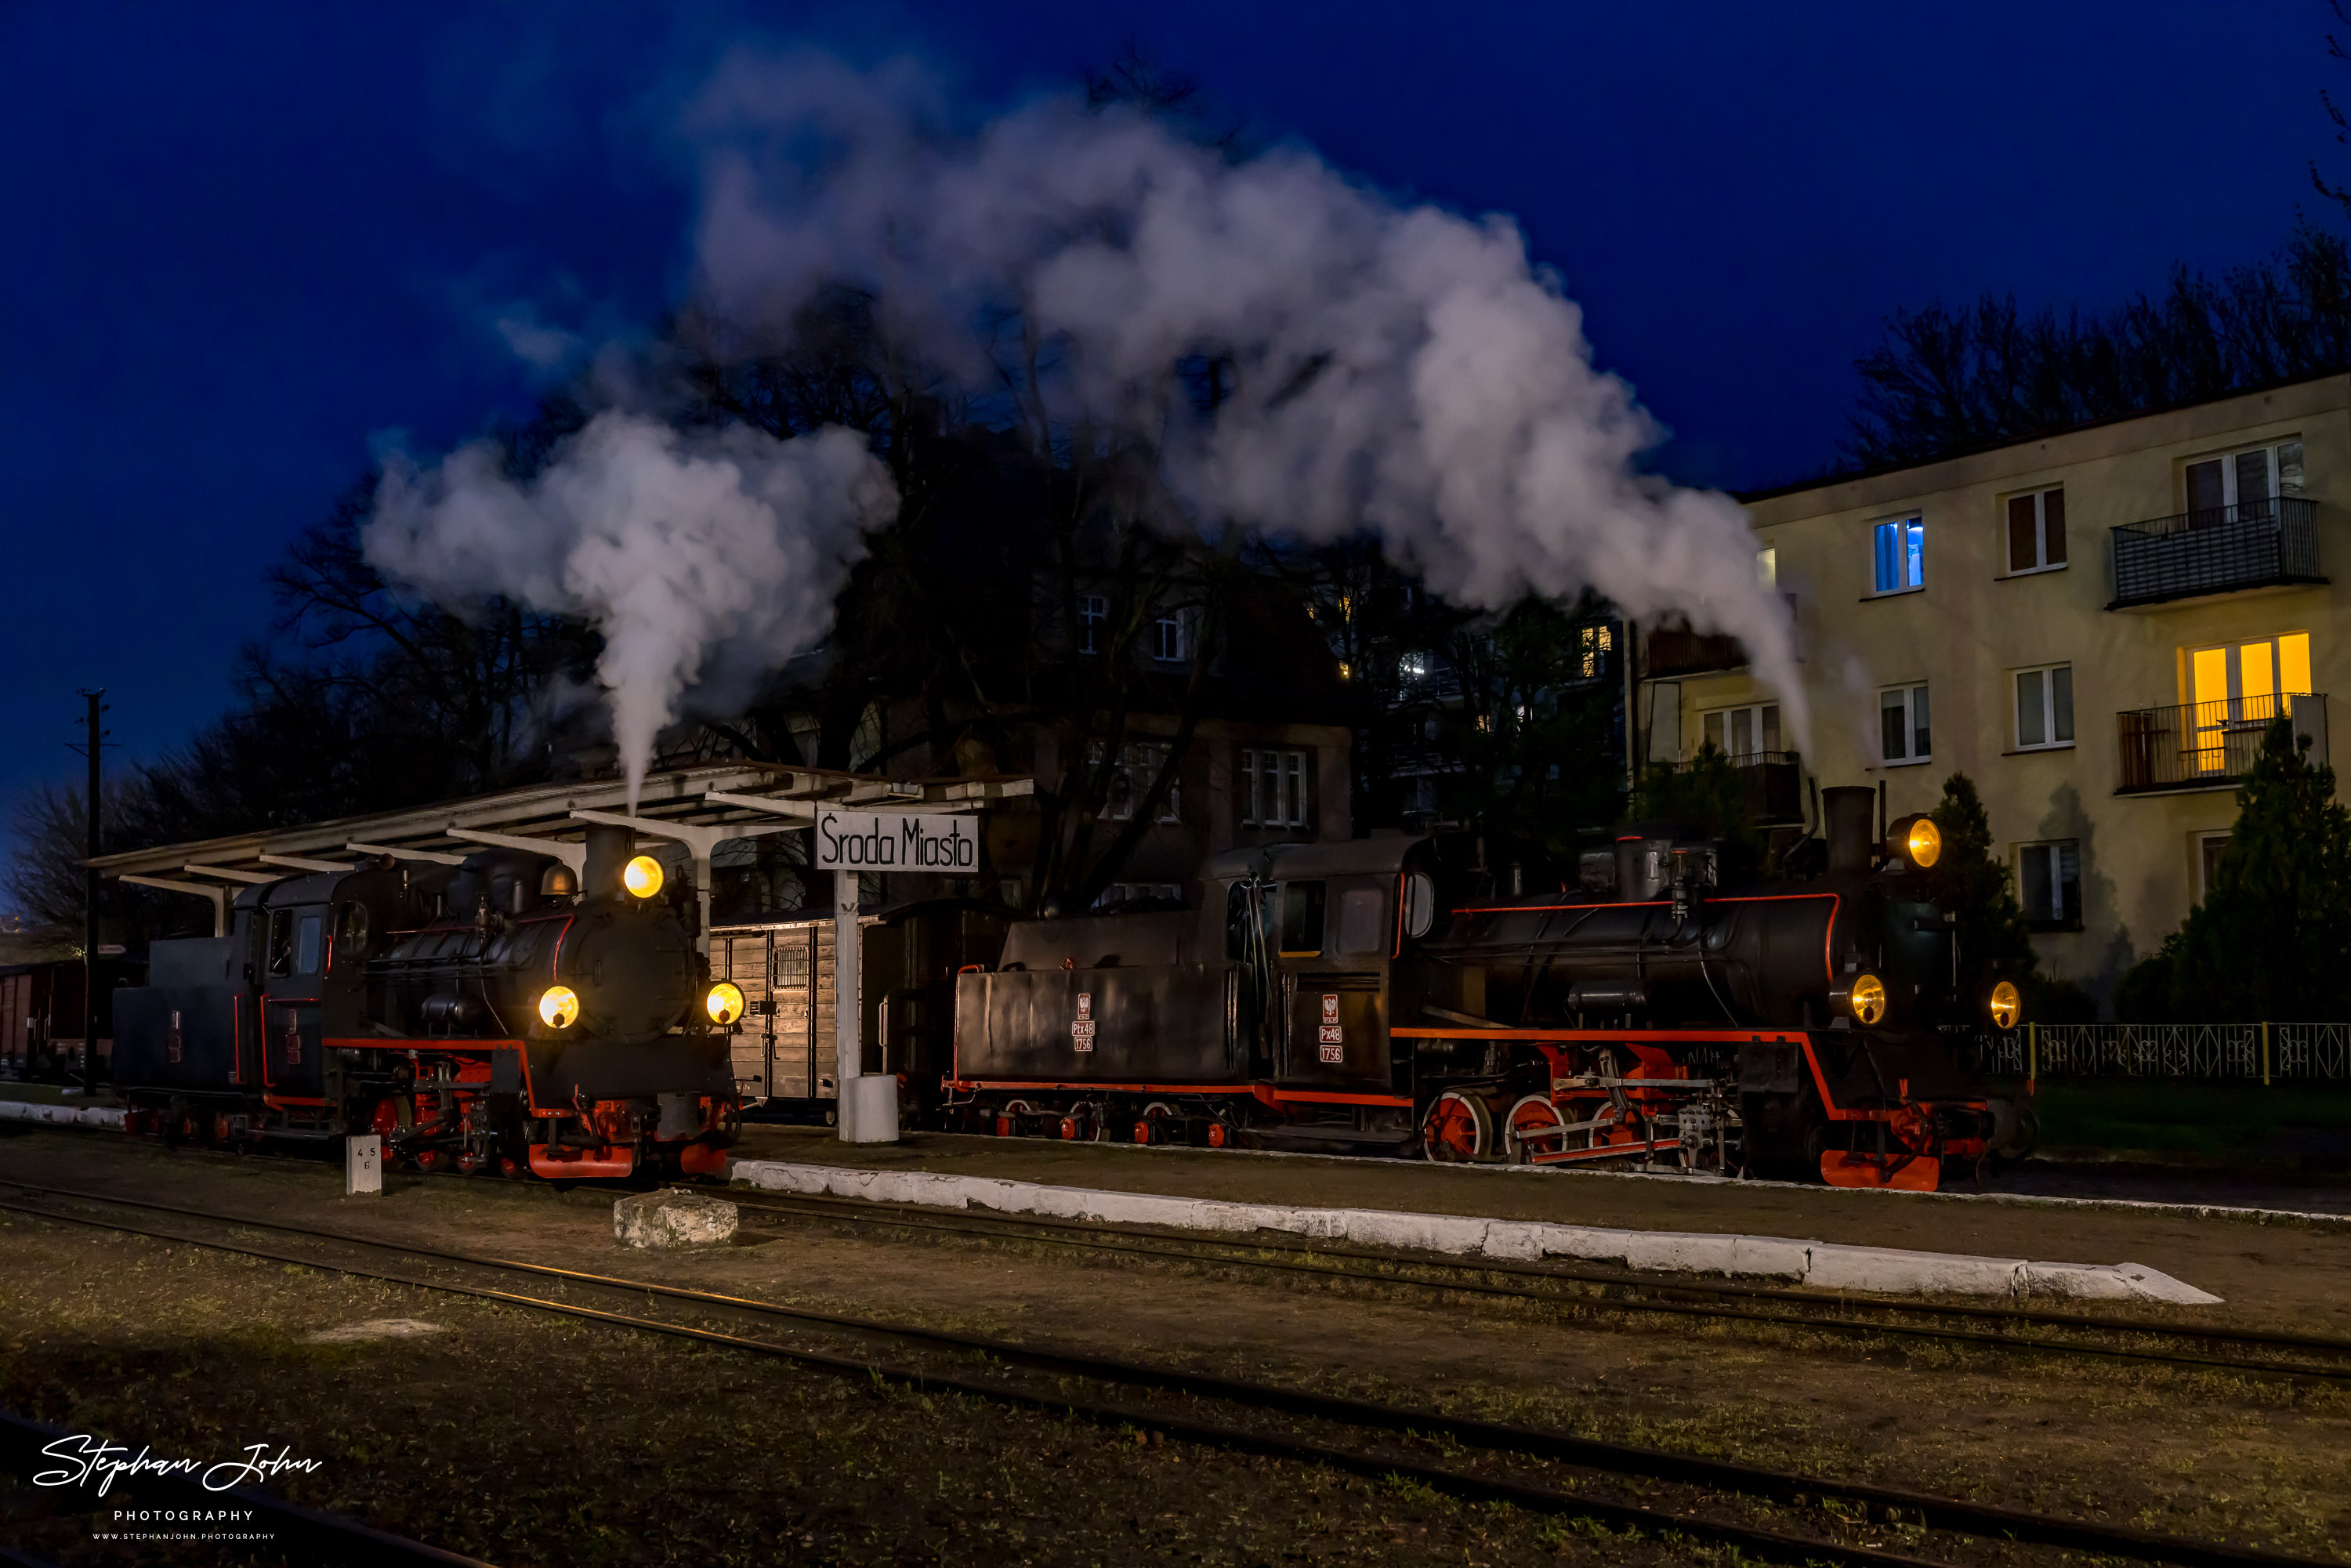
[2197, 832, 2231, 902]
[1700, 702, 1780, 762]
[1096, 742, 1180, 824]
[2006, 488, 2067, 574]
[1872, 517, 1924, 594]
[1756, 545, 1777, 588]
[1241, 748, 1310, 829]
[1880, 684, 1930, 765]
[2015, 664, 2075, 750]
[1575, 623, 1614, 679]
[2185, 440, 2304, 519]
[2019, 841, 2082, 929]
[1151, 609, 1190, 662]
[1077, 594, 1107, 655]
[2185, 632, 2312, 719]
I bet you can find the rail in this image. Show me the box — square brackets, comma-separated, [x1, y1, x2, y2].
[2109, 495, 2323, 607]
[2114, 693, 2326, 793]
[1969, 1023, 2351, 1082]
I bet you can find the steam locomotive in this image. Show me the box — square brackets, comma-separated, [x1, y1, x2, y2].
[944, 786, 2026, 1190]
[111, 824, 739, 1179]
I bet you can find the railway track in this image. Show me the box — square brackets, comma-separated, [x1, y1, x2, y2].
[723, 1186, 2351, 1383]
[0, 1179, 2337, 1568]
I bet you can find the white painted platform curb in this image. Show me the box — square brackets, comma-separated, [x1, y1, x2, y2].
[734, 1159, 2222, 1305]
[0, 1099, 125, 1130]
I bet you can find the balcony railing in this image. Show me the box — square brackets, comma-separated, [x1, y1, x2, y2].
[2114, 693, 2327, 793]
[2109, 496, 2324, 608]
[1737, 751, 1806, 825]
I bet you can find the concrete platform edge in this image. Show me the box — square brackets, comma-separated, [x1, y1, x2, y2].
[732, 1158, 2223, 1304]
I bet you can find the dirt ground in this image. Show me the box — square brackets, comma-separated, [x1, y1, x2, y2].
[2, 1126, 2349, 1566]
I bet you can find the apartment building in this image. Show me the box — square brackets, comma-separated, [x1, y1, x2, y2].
[1641, 373, 2349, 1003]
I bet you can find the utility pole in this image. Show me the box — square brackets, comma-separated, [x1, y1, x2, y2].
[71, 690, 107, 1096]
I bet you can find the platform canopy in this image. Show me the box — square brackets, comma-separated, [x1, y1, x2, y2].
[88, 763, 1033, 942]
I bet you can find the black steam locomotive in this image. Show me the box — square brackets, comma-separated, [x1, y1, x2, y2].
[113, 824, 739, 1179]
[946, 786, 2025, 1190]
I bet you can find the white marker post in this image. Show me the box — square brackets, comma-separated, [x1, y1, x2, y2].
[813, 807, 983, 1144]
[346, 1134, 382, 1196]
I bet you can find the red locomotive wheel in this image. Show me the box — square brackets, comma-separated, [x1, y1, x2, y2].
[1505, 1094, 1570, 1164]
[1421, 1091, 1492, 1163]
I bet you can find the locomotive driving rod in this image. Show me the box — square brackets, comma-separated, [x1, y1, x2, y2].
[0, 1182, 2333, 1568]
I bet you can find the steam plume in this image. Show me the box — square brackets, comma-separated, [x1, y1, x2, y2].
[368, 50, 1802, 802]
[367, 414, 895, 806]
[689, 53, 1805, 743]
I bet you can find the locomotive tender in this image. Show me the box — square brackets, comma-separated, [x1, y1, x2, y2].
[112, 824, 739, 1179]
[948, 785, 2025, 1190]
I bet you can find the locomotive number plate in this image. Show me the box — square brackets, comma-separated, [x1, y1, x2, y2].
[1317, 1023, 1343, 1062]
[1072, 1019, 1096, 1052]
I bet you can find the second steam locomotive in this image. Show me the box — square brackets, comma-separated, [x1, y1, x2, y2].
[936, 785, 2024, 1190]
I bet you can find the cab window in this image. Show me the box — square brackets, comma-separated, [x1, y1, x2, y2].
[1277, 881, 1326, 956]
[295, 914, 324, 976]
[266, 909, 295, 976]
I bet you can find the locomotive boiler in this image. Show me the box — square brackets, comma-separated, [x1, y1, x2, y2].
[947, 785, 2025, 1190]
[112, 824, 739, 1179]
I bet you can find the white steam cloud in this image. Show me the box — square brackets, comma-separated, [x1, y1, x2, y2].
[367, 50, 1801, 804]
[688, 53, 1804, 743]
[367, 413, 895, 806]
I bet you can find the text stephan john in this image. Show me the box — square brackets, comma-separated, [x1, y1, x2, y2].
[814, 809, 978, 872]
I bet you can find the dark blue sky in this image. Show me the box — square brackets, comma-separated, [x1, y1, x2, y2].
[5, 1, 2346, 835]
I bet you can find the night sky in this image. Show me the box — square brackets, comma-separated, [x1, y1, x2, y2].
[4, 1, 2346, 839]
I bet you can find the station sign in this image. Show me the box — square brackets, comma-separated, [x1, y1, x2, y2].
[812, 808, 980, 874]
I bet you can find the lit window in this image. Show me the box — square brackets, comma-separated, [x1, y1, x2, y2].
[1880, 683, 1930, 765]
[1700, 703, 1780, 762]
[1872, 517, 1925, 594]
[1078, 594, 1107, 655]
[1575, 624, 1614, 679]
[2014, 664, 2075, 750]
[1757, 545, 1777, 588]
[2019, 841, 2081, 929]
[2005, 488, 2067, 574]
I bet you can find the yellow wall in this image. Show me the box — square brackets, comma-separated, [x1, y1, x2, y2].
[1661, 375, 2351, 1002]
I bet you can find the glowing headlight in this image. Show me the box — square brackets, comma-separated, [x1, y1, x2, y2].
[622, 854, 665, 898]
[1847, 972, 1888, 1027]
[538, 985, 580, 1029]
[705, 981, 745, 1027]
[1990, 980, 2022, 1030]
[1904, 817, 1942, 868]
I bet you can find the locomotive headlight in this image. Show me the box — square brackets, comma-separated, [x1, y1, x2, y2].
[1990, 980, 2022, 1030]
[622, 854, 665, 899]
[1886, 813, 1942, 869]
[1847, 972, 1888, 1027]
[705, 981, 745, 1027]
[538, 985, 580, 1029]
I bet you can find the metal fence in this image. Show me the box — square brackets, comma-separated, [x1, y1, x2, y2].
[1970, 1023, 2351, 1081]
[2114, 692, 2327, 793]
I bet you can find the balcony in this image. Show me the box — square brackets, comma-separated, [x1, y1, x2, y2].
[1737, 751, 1806, 825]
[2114, 693, 2328, 794]
[1645, 626, 1744, 677]
[2109, 497, 2324, 609]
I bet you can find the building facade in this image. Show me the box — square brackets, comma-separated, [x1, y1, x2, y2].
[1643, 374, 2350, 1005]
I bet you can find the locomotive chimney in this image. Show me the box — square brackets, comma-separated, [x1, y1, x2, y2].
[1822, 786, 1876, 874]
[583, 822, 636, 899]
